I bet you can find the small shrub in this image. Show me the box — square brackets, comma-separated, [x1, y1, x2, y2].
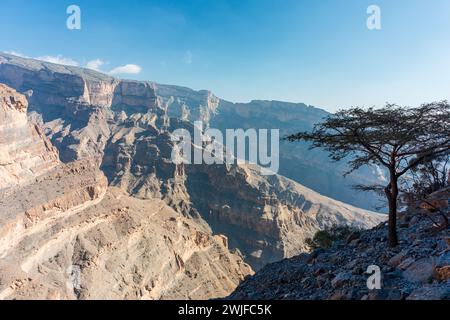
[306, 225, 361, 250]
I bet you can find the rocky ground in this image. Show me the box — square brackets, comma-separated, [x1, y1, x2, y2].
[0, 182, 253, 300]
[229, 201, 450, 300]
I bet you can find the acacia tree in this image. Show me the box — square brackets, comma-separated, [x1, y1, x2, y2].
[286, 102, 450, 247]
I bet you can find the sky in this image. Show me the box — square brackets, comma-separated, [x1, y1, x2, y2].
[0, 0, 449, 112]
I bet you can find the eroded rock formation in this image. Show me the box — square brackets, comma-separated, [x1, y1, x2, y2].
[0, 161, 252, 300]
[0, 84, 58, 189]
[0, 83, 252, 300]
[0, 53, 386, 299]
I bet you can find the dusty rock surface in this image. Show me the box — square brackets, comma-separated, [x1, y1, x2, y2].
[0, 84, 58, 189]
[228, 209, 450, 300]
[0, 160, 253, 300]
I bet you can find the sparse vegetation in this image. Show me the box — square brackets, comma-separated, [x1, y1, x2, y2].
[402, 153, 449, 201]
[305, 225, 361, 250]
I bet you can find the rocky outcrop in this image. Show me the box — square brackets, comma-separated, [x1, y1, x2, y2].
[228, 209, 450, 300]
[0, 52, 383, 210]
[0, 53, 388, 299]
[0, 84, 59, 189]
[100, 114, 385, 270]
[0, 79, 253, 300]
[153, 83, 219, 123]
[0, 159, 108, 260]
[0, 161, 252, 300]
[186, 164, 385, 270]
[153, 86, 385, 211]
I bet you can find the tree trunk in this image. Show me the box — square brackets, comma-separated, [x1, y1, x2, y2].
[386, 190, 398, 247]
[385, 165, 399, 247]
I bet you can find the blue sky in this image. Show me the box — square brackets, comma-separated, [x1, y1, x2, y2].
[1, 0, 449, 112]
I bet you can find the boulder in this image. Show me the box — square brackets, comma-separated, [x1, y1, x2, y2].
[437, 251, 450, 268]
[403, 258, 436, 284]
[407, 284, 450, 300]
[436, 266, 450, 281]
[398, 257, 415, 270]
[388, 250, 408, 268]
[331, 272, 353, 288]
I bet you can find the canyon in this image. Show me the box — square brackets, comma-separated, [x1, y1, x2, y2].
[0, 52, 385, 299]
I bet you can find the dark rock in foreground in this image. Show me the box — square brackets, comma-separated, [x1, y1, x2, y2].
[228, 209, 450, 300]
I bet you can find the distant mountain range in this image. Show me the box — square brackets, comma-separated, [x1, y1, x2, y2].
[0, 52, 385, 210]
[0, 52, 385, 299]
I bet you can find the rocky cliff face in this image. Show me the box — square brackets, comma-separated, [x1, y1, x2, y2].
[0, 160, 252, 300]
[152, 86, 385, 211]
[153, 83, 220, 123]
[0, 83, 252, 300]
[0, 52, 382, 210]
[99, 111, 385, 270]
[0, 53, 386, 299]
[0, 53, 162, 164]
[185, 164, 384, 270]
[0, 84, 59, 189]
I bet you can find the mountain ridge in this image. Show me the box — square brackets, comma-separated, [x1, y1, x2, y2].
[0, 53, 386, 299]
[0, 52, 382, 212]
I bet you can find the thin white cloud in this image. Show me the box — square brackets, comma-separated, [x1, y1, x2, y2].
[109, 64, 142, 75]
[183, 50, 193, 65]
[5, 51, 79, 66]
[4, 51, 30, 58]
[86, 59, 105, 71]
[5, 50, 142, 76]
[36, 55, 79, 66]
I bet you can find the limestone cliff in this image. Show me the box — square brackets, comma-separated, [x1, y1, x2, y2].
[0, 160, 252, 300]
[0, 82, 252, 300]
[0, 52, 383, 212]
[152, 86, 385, 211]
[100, 114, 385, 270]
[0, 53, 387, 299]
[0, 84, 59, 189]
